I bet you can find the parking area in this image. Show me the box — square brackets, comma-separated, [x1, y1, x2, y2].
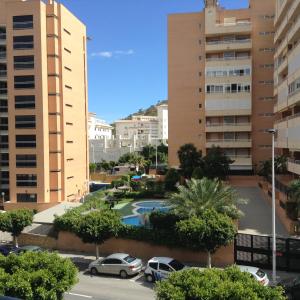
[236, 187, 288, 237]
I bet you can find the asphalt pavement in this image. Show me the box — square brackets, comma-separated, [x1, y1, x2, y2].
[64, 271, 155, 300]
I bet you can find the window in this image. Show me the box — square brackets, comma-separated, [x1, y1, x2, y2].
[16, 155, 36, 168]
[159, 263, 173, 272]
[15, 95, 35, 109]
[14, 55, 34, 70]
[13, 15, 33, 30]
[259, 48, 275, 52]
[17, 193, 37, 203]
[0, 171, 9, 185]
[0, 153, 9, 167]
[0, 82, 7, 95]
[16, 135, 36, 148]
[16, 174, 37, 187]
[0, 100, 7, 113]
[15, 115, 36, 129]
[102, 259, 122, 264]
[149, 262, 158, 270]
[13, 35, 33, 50]
[0, 117, 8, 130]
[0, 135, 8, 149]
[14, 76, 35, 89]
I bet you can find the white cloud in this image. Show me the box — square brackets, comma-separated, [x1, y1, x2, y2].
[91, 49, 134, 58]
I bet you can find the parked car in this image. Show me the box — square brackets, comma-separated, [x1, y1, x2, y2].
[277, 276, 300, 299]
[0, 244, 18, 257]
[144, 257, 187, 282]
[237, 265, 269, 286]
[14, 245, 44, 255]
[88, 253, 143, 279]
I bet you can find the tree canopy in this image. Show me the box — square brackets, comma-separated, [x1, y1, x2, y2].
[0, 209, 34, 247]
[155, 266, 285, 300]
[169, 178, 246, 220]
[176, 209, 237, 267]
[0, 251, 78, 300]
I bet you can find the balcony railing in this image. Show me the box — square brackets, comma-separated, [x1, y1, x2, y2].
[207, 139, 251, 142]
[206, 39, 251, 45]
[0, 52, 6, 59]
[275, 112, 300, 124]
[0, 34, 6, 41]
[206, 56, 251, 62]
[0, 70, 7, 77]
[216, 21, 251, 27]
[206, 122, 251, 127]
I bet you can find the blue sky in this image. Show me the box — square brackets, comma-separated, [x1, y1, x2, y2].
[60, 0, 249, 123]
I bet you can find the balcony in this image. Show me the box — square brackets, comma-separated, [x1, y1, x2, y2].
[287, 15, 300, 42]
[288, 159, 300, 175]
[0, 52, 6, 62]
[206, 39, 252, 52]
[275, 0, 291, 25]
[230, 155, 252, 166]
[0, 70, 6, 80]
[206, 21, 251, 36]
[0, 33, 5, 46]
[205, 123, 251, 132]
[205, 56, 251, 67]
[206, 139, 251, 148]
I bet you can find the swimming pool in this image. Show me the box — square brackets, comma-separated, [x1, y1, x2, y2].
[122, 200, 170, 226]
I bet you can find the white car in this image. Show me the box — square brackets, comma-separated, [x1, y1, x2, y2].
[237, 265, 269, 286]
[144, 257, 187, 282]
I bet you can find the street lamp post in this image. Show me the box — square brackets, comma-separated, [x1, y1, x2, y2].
[268, 128, 277, 284]
[1, 192, 4, 205]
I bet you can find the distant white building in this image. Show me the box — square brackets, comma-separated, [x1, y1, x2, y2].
[88, 112, 113, 140]
[157, 104, 168, 141]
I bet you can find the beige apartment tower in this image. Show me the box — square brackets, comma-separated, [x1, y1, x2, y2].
[168, 0, 276, 173]
[0, 0, 89, 210]
[274, 0, 300, 179]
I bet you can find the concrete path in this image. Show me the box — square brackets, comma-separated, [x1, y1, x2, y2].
[236, 187, 288, 237]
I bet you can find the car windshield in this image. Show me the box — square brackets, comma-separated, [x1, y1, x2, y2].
[256, 269, 265, 278]
[169, 259, 185, 271]
[123, 256, 136, 263]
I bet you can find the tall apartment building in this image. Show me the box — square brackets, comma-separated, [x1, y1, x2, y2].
[0, 0, 89, 210]
[168, 0, 276, 173]
[274, 0, 300, 179]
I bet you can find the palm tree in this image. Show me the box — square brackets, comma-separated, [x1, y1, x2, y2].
[169, 178, 247, 220]
[129, 153, 146, 172]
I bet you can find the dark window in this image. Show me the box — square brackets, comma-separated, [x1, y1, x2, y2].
[16, 154, 36, 168]
[169, 260, 185, 271]
[14, 75, 35, 89]
[0, 100, 8, 112]
[17, 193, 37, 203]
[13, 35, 33, 50]
[0, 81, 7, 95]
[15, 95, 35, 109]
[14, 55, 34, 70]
[102, 259, 122, 264]
[13, 15, 33, 30]
[15, 115, 36, 129]
[0, 171, 9, 185]
[0, 135, 8, 149]
[0, 153, 9, 166]
[149, 262, 158, 270]
[16, 174, 37, 187]
[16, 135, 36, 148]
[159, 263, 173, 272]
[0, 27, 6, 40]
[0, 117, 8, 130]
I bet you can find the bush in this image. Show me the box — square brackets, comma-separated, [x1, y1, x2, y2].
[149, 211, 182, 230]
[0, 251, 78, 300]
[155, 266, 285, 300]
[164, 169, 180, 191]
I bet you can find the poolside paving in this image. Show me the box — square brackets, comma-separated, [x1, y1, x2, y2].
[236, 187, 288, 237]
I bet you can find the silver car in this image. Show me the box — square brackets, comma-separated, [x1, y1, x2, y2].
[88, 253, 143, 279]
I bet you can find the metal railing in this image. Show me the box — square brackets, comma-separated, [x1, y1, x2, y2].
[206, 122, 251, 127]
[207, 139, 251, 143]
[216, 21, 251, 27]
[206, 56, 251, 62]
[206, 39, 251, 45]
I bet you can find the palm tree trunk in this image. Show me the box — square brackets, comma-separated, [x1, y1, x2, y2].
[95, 244, 99, 259]
[207, 250, 212, 268]
[13, 236, 18, 248]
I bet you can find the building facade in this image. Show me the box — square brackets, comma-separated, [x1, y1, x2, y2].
[0, 0, 89, 210]
[157, 103, 168, 141]
[168, 0, 276, 172]
[274, 0, 300, 179]
[88, 112, 113, 140]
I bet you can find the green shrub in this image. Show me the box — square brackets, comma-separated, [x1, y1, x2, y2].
[164, 169, 180, 191]
[149, 211, 182, 230]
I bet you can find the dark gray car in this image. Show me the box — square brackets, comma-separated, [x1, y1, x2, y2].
[88, 253, 143, 278]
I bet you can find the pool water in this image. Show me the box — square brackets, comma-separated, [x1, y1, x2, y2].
[122, 200, 170, 226]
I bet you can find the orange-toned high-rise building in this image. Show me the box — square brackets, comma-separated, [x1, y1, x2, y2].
[0, 0, 89, 211]
[168, 0, 276, 173]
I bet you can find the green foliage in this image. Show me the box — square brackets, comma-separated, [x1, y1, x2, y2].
[203, 146, 233, 180]
[76, 210, 123, 245]
[177, 144, 203, 178]
[192, 167, 205, 180]
[89, 163, 96, 173]
[0, 209, 34, 246]
[0, 251, 78, 300]
[176, 209, 236, 254]
[155, 266, 286, 300]
[258, 155, 288, 179]
[164, 168, 180, 191]
[169, 178, 246, 220]
[118, 152, 135, 164]
[149, 211, 181, 230]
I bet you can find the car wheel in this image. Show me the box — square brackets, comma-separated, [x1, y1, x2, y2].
[146, 274, 154, 283]
[90, 267, 98, 276]
[120, 270, 128, 279]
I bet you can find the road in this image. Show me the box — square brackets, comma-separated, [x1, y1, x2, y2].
[64, 271, 155, 300]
